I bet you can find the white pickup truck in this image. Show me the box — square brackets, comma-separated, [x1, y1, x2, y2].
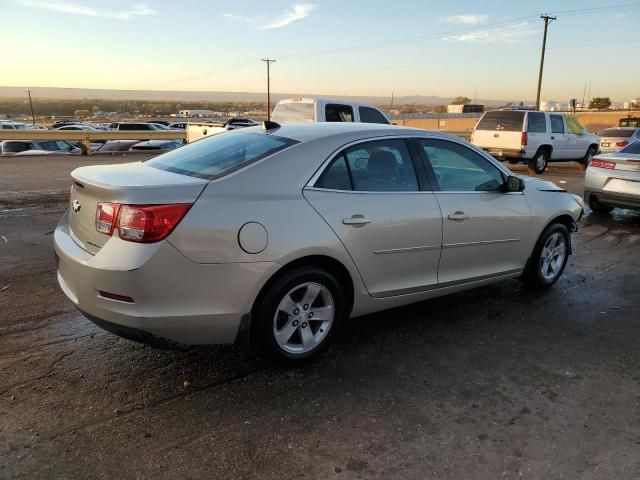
[271, 98, 390, 124]
[471, 110, 600, 174]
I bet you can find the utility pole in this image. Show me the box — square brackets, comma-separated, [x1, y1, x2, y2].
[26, 89, 35, 125]
[261, 58, 276, 121]
[535, 14, 556, 111]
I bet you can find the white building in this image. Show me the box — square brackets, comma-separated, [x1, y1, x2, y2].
[178, 109, 216, 118]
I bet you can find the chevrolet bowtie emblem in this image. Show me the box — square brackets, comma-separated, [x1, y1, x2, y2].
[72, 199, 81, 213]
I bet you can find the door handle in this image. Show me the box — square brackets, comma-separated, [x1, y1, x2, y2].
[342, 215, 371, 226]
[447, 211, 469, 221]
[551, 136, 555, 140]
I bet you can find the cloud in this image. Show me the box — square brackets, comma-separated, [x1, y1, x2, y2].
[443, 22, 536, 43]
[224, 3, 315, 30]
[444, 14, 488, 25]
[15, 1, 158, 20]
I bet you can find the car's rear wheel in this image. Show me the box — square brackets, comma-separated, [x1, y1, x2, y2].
[588, 195, 614, 215]
[253, 267, 346, 366]
[522, 223, 570, 289]
[527, 149, 549, 174]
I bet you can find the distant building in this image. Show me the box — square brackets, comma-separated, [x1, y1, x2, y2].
[447, 104, 484, 114]
[178, 109, 216, 117]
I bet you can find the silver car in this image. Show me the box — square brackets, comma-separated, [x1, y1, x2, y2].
[54, 123, 583, 365]
[598, 127, 640, 153]
[584, 140, 640, 214]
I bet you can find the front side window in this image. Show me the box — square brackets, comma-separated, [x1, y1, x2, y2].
[359, 106, 389, 124]
[419, 139, 505, 192]
[550, 115, 565, 134]
[315, 139, 418, 192]
[147, 131, 298, 180]
[527, 112, 547, 133]
[325, 104, 354, 122]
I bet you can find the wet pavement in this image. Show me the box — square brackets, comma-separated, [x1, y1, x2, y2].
[1, 156, 639, 479]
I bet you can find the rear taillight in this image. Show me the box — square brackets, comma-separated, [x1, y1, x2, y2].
[521, 132, 528, 146]
[96, 203, 191, 243]
[96, 203, 120, 235]
[590, 158, 615, 169]
[616, 140, 629, 148]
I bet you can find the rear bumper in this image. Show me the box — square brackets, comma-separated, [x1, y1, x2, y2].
[481, 147, 527, 159]
[584, 167, 640, 210]
[54, 211, 277, 345]
[584, 189, 640, 210]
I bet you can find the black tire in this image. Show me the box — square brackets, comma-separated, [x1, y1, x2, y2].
[579, 146, 597, 171]
[527, 148, 549, 174]
[252, 267, 346, 366]
[588, 195, 614, 215]
[522, 223, 570, 289]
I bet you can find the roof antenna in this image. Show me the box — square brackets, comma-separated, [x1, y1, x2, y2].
[262, 120, 281, 131]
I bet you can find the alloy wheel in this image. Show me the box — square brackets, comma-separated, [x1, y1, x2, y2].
[539, 232, 567, 281]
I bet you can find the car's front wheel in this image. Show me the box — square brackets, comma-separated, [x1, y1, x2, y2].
[522, 223, 570, 289]
[253, 267, 346, 366]
[527, 149, 549, 174]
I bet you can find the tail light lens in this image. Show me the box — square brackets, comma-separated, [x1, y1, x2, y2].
[616, 140, 629, 148]
[521, 132, 528, 146]
[590, 158, 616, 169]
[95, 203, 191, 243]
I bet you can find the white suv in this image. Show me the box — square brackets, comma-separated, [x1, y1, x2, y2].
[471, 110, 600, 174]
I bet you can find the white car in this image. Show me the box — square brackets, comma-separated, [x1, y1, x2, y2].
[0, 121, 28, 130]
[272, 98, 390, 125]
[598, 127, 640, 153]
[55, 123, 583, 365]
[471, 110, 600, 174]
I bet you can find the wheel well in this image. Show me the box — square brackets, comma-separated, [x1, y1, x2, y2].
[251, 255, 355, 317]
[589, 143, 599, 152]
[537, 145, 553, 155]
[542, 214, 576, 253]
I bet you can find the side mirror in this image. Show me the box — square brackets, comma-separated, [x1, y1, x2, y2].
[505, 175, 525, 192]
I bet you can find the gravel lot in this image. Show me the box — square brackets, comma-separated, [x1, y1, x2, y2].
[1, 155, 639, 479]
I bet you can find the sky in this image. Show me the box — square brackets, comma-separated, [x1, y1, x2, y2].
[1, 0, 639, 102]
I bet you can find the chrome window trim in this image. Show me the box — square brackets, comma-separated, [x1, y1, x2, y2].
[306, 133, 514, 192]
[303, 186, 436, 196]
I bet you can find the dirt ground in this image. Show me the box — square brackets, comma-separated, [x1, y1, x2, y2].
[1, 155, 639, 479]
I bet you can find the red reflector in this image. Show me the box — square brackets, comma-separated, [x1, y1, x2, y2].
[98, 291, 134, 303]
[616, 140, 629, 147]
[117, 204, 191, 243]
[96, 203, 121, 235]
[590, 158, 615, 169]
[521, 132, 528, 146]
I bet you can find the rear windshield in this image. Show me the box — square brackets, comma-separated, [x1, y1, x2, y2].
[271, 103, 315, 123]
[620, 141, 640, 154]
[600, 128, 635, 138]
[146, 130, 299, 180]
[476, 111, 525, 132]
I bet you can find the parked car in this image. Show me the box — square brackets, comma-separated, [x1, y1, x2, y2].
[169, 122, 188, 130]
[129, 140, 182, 151]
[271, 98, 390, 124]
[55, 124, 101, 131]
[0, 121, 27, 130]
[95, 140, 140, 153]
[584, 140, 640, 214]
[186, 118, 259, 143]
[598, 127, 640, 153]
[471, 110, 600, 174]
[619, 117, 640, 128]
[0, 140, 80, 155]
[148, 121, 173, 127]
[55, 123, 583, 365]
[107, 123, 163, 131]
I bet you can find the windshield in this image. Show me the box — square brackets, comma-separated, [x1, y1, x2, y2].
[146, 130, 299, 179]
[601, 128, 635, 138]
[476, 111, 525, 132]
[272, 103, 315, 123]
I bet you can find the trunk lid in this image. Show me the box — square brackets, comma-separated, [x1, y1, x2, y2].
[69, 161, 208, 254]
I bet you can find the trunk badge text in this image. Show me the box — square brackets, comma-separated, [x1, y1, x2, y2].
[72, 200, 81, 213]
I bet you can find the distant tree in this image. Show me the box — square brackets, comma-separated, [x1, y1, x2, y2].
[74, 109, 90, 118]
[433, 105, 448, 114]
[451, 96, 471, 105]
[589, 97, 611, 110]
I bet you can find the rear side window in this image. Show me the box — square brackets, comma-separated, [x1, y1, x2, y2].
[359, 106, 389, 124]
[476, 111, 525, 132]
[620, 141, 640, 154]
[600, 128, 635, 138]
[527, 112, 546, 133]
[315, 156, 351, 190]
[325, 104, 354, 122]
[550, 115, 565, 134]
[146, 131, 298, 180]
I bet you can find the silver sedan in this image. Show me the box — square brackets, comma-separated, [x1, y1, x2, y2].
[584, 140, 640, 213]
[54, 123, 583, 365]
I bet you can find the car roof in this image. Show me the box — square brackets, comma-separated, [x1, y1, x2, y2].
[247, 122, 445, 143]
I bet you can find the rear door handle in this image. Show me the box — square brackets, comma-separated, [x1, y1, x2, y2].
[447, 211, 469, 221]
[342, 215, 371, 226]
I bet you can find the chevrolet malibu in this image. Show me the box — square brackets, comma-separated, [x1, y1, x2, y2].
[55, 123, 583, 365]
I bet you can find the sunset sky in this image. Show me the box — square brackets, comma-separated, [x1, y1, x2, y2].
[2, 0, 639, 101]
